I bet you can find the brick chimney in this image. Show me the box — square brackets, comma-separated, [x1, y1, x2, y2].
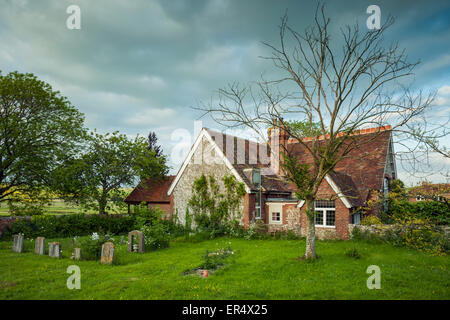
[268, 118, 289, 176]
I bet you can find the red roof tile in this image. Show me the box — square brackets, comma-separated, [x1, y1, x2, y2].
[125, 176, 175, 204]
[287, 130, 392, 203]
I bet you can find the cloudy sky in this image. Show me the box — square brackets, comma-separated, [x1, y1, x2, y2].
[1, 0, 449, 185]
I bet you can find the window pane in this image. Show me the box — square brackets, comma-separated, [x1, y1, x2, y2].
[315, 211, 323, 225]
[326, 210, 335, 226]
[314, 200, 335, 208]
[272, 212, 280, 221]
[255, 207, 261, 218]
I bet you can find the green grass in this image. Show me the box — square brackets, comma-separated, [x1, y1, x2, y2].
[0, 198, 130, 216]
[0, 237, 448, 299]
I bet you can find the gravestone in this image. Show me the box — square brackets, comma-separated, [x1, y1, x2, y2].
[48, 242, 61, 258]
[35, 237, 45, 255]
[73, 248, 82, 260]
[12, 234, 24, 253]
[127, 230, 145, 253]
[101, 242, 115, 264]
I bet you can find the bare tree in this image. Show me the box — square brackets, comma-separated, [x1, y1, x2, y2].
[196, 5, 438, 259]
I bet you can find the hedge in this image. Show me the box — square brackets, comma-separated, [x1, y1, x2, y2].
[1, 214, 136, 239]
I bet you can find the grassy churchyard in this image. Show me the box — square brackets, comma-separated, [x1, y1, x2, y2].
[0, 236, 449, 300]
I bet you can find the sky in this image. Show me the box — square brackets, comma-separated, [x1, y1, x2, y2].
[0, 0, 449, 186]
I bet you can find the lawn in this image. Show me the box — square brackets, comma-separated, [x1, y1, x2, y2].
[0, 197, 132, 216]
[0, 237, 448, 299]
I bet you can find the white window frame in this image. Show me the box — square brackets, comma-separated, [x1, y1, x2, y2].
[268, 203, 283, 225]
[314, 201, 336, 228]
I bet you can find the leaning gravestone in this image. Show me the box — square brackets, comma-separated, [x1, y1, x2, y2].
[127, 230, 145, 253]
[73, 248, 82, 260]
[12, 234, 24, 253]
[48, 242, 61, 258]
[35, 237, 45, 255]
[101, 242, 115, 264]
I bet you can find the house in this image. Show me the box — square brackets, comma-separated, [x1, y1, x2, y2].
[124, 176, 175, 217]
[125, 124, 396, 239]
[407, 182, 450, 203]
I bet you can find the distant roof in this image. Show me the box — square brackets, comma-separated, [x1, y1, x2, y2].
[408, 183, 450, 197]
[125, 176, 175, 204]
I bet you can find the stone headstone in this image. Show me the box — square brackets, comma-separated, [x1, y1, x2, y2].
[101, 242, 115, 264]
[12, 234, 24, 253]
[73, 248, 82, 260]
[35, 237, 45, 255]
[127, 230, 145, 253]
[49, 242, 61, 258]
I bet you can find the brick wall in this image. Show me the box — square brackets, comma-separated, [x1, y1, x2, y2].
[298, 178, 351, 240]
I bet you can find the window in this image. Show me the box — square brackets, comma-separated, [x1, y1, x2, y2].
[314, 200, 335, 227]
[268, 203, 283, 224]
[271, 212, 281, 222]
[255, 191, 261, 219]
[352, 213, 361, 225]
[314, 211, 323, 225]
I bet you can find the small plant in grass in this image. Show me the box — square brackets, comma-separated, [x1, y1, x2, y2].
[76, 232, 114, 260]
[345, 247, 361, 259]
[140, 222, 170, 250]
[199, 246, 234, 270]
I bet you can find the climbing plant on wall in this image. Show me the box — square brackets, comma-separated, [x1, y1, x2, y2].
[188, 174, 246, 231]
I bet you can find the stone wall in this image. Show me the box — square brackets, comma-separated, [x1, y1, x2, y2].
[348, 223, 450, 238]
[172, 136, 244, 225]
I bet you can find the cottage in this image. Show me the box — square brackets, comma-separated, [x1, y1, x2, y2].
[124, 176, 175, 217]
[126, 124, 396, 239]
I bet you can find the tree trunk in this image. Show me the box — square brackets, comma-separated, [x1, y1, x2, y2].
[99, 195, 108, 215]
[304, 198, 317, 259]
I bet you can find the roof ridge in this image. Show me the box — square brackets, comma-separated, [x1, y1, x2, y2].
[287, 125, 392, 144]
[205, 128, 266, 146]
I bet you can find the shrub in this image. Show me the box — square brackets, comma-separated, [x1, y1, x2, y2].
[76, 232, 114, 261]
[2, 214, 135, 239]
[132, 204, 162, 229]
[361, 215, 382, 226]
[199, 247, 234, 270]
[140, 221, 170, 250]
[344, 247, 361, 259]
[389, 200, 449, 225]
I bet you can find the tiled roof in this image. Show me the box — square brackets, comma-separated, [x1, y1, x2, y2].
[178, 127, 392, 207]
[125, 176, 175, 204]
[287, 130, 392, 203]
[206, 129, 271, 189]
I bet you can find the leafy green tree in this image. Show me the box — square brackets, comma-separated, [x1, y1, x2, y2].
[285, 120, 324, 138]
[52, 131, 168, 215]
[0, 71, 86, 204]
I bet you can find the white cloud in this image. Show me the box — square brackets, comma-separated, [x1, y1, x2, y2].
[124, 108, 177, 127]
